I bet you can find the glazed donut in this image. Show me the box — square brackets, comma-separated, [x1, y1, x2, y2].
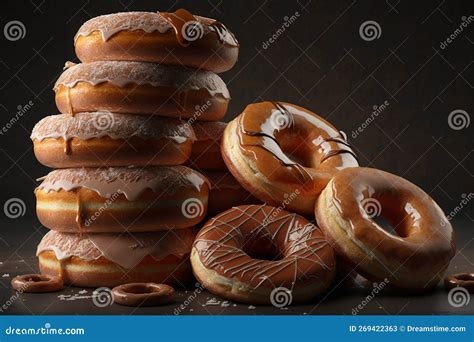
[35, 166, 209, 233]
[54, 61, 230, 120]
[222, 101, 358, 215]
[31, 113, 195, 168]
[205, 171, 260, 216]
[11, 274, 63, 293]
[75, 10, 239, 73]
[187, 121, 227, 171]
[315, 167, 456, 290]
[37, 230, 196, 288]
[191, 205, 335, 304]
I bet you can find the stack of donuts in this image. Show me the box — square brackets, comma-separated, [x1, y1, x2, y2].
[29, 9, 243, 288]
[24, 9, 458, 307]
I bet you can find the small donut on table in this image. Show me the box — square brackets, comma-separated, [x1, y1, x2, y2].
[54, 61, 230, 120]
[315, 167, 456, 290]
[31, 113, 195, 168]
[187, 121, 227, 171]
[222, 101, 358, 216]
[191, 205, 336, 305]
[35, 166, 209, 233]
[205, 171, 260, 216]
[75, 10, 239, 73]
[37, 230, 195, 288]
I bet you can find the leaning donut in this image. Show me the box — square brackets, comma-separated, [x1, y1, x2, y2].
[75, 10, 239, 73]
[222, 101, 358, 215]
[191, 205, 335, 304]
[35, 166, 209, 233]
[54, 61, 230, 120]
[315, 167, 455, 290]
[31, 113, 195, 168]
[37, 230, 195, 287]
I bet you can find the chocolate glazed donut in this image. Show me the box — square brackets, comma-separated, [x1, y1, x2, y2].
[222, 101, 358, 215]
[191, 205, 336, 305]
[74, 10, 239, 73]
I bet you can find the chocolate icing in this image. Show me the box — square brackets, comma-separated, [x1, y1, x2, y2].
[194, 205, 335, 289]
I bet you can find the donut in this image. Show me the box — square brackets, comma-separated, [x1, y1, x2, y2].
[444, 273, 474, 293]
[37, 230, 195, 287]
[75, 10, 239, 73]
[31, 113, 195, 168]
[112, 283, 175, 306]
[35, 166, 209, 233]
[54, 61, 230, 120]
[315, 167, 456, 290]
[191, 205, 335, 304]
[11, 274, 63, 293]
[205, 171, 260, 216]
[222, 101, 358, 215]
[187, 121, 227, 171]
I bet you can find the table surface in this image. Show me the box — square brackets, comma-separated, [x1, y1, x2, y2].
[0, 217, 472, 316]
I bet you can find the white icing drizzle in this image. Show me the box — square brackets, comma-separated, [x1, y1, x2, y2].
[30, 112, 195, 144]
[37, 230, 195, 269]
[54, 61, 231, 99]
[36, 166, 208, 201]
[74, 11, 238, 47]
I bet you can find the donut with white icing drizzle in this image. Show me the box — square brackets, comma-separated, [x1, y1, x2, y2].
[191, 205, 335, 304]
[54, 61, 230, 120]
[222, 101, 358, 215]
[37, 230, 195, 287]
[35, 166, 209, 232]
[31, 113, 195, 168]
[75, 10, 239, 73]
[315, 167, 455, 290]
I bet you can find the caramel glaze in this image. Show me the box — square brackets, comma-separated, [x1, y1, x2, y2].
[161, 9, 238, 47]
[236, 101, 358, 189]
[331, 167, 455, 273]
[194, 204, 335, 290]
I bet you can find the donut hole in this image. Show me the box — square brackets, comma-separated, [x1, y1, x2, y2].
[242, 235, 283, 261]
[26, 274, 48, 282]
[277, 134, 315, 168]
[367, 195, 412, 238]
[124, 284, 156, 294]
[372, 216, 400, 236]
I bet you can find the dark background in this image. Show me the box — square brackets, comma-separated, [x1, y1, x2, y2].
[0, 0, 472, 315]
